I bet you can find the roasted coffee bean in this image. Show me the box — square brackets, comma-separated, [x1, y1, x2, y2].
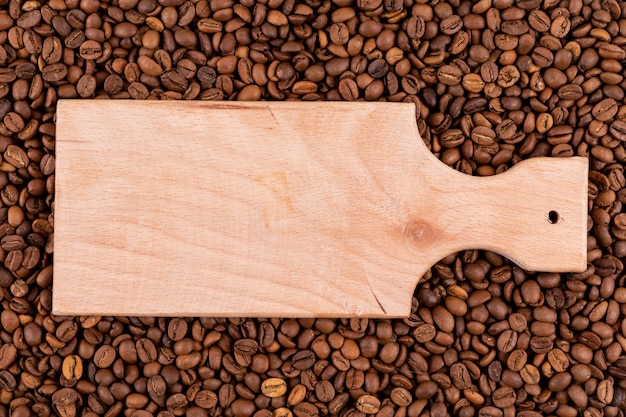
[167, 318, 188, 341]
[391, 387, 413, 405]
[195, 389, 218, 409]
[41, 63, 67, 83]
[593, 99, 618, 122]
[261, 378, 287, 397]
[439, 129, 464, 149]
[337, 78, 358, 101]
[451, 363, 472, 389]
[0, 344, 17, 369]
[520, 365, 541, 385]
[76, 75, 97, 98]
[368, 59, 388, 78]
[4, 145, 28, 168]
[42, 37, 63, 64]
[62, 355, 83, 381]
[2, 235, 25, 251]
[79, 40, 102, 60]
[136, 338, 157, 362]
[497, 330, 517, 353]
[0, 0, 623, 415]
[528, 10, 550, 32]
[0, 370, 16, 390]
[548, 372, 572, 392]
[492, 387, 516, 407]
[356, 395, 381, 414]
[93, 345, 116, 368]
[438, 65, 463, 86]
[292, 350, 316, 369]
[104, 74, 124, 95]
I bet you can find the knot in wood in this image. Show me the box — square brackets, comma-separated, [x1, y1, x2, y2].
[404, 220, 435, 248]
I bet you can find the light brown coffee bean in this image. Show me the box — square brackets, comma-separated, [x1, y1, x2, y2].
[4, 145, 28, 168]
[62, 355, 83, 381]
[79, 40, 102, 59]
[593, 99, 618, 122]
[288, 384, 307, 406]
[391, 387, 413, 405]
[521, 365, 541, 384]
[261, 378, 287, 397]
[356, 395, 381, 414]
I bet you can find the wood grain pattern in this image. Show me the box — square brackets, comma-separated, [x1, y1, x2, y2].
[53, 100, 588, 317]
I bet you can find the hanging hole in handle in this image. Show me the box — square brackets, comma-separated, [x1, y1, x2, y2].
[548, 210, 559, 224]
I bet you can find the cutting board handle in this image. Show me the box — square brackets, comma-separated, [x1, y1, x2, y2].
[409, 152, 588, 274]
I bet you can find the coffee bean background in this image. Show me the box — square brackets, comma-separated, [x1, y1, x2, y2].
[0, 0, 626, 415]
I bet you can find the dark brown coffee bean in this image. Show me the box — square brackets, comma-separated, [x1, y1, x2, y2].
[529, 335, 552, 353]
[22, 246, 40, 269]
[136, 338, 158, 362]
[2, 234, 25, 251]
[42, 63, 67, 82]
[41, 37, 62, 65]
[531, 47, 554, 67]
[237, 84, 262, 101]
[17, 10, 41, 28]
[451, 363, 472, 389]
[437, 65, 463, 86]
[104, 74, 124, 95]
[76, 75, 97, 98]
[609, 120, 626, 142]
[315, 380, 335, 402]
[292, 350, 316, 370]
[198, 18, 223, 33]
[368, 59, 388, 78]
[0, 370, 16, 390]
[571, 343, 594, 364]
[506, 349, 527, 372]
[40, 154, 55, 176]
[579, 48, 599, 71]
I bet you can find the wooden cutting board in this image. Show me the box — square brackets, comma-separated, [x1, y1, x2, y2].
[53, 100, 588, 318]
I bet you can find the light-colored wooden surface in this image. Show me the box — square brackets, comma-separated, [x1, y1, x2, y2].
[53, 100, 588, 318]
